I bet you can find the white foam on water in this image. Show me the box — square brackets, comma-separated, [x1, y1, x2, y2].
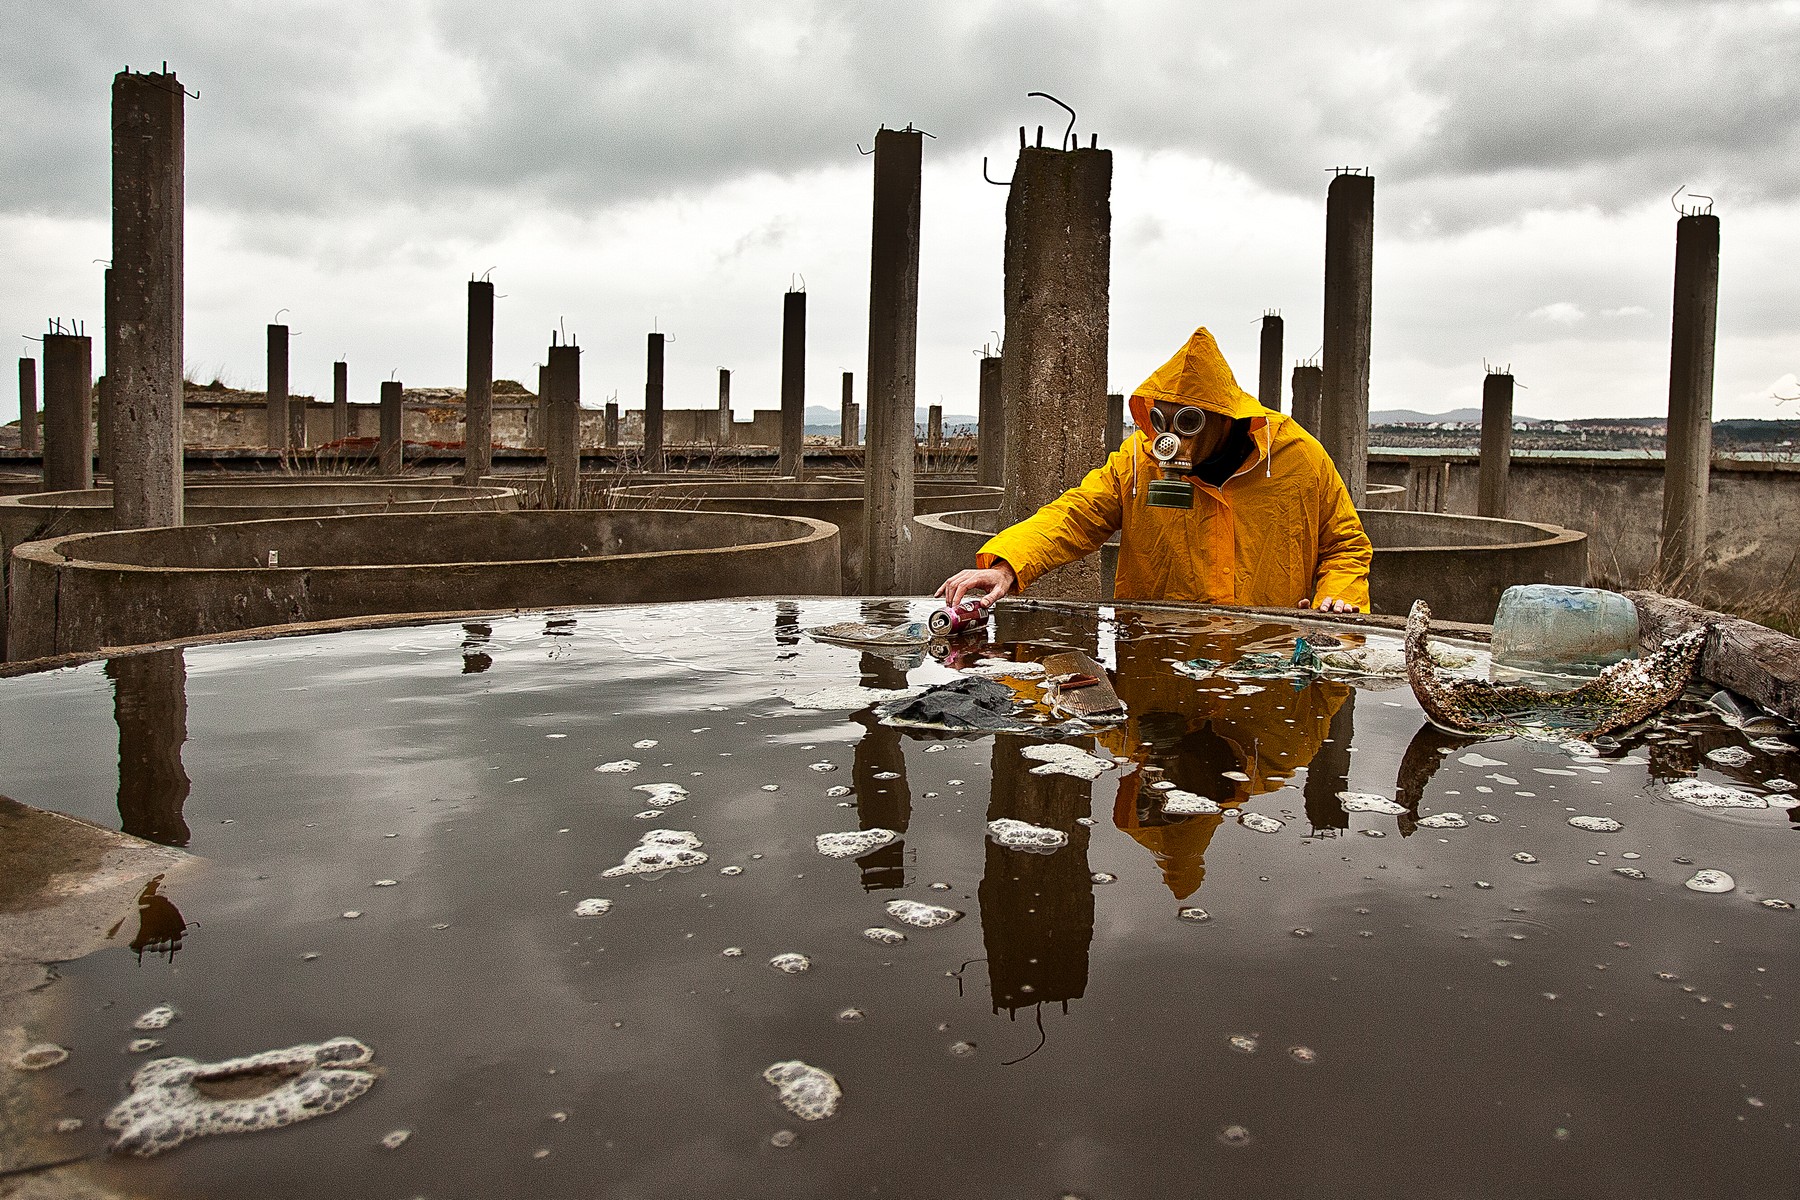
[1750, 737, 1794, 754]
[1091, 872, 1117, 884]
[381, 1129, 411, 1150]
[808, 762, 839, 773]
[1177, 907, 1211, 923]
[572, 898, 613, 918]
[133, 1005, 177, 1032]
[718, 865, 743, 876]
[633, 740, 659, 750]
[1759, 898, 1794, 909]
[1766, 778, 1796, 791]
[1568, 815, 1623, 832]
[1705, 746, 1754, 767]
[1288, 1045, 1318, 1064]
[1461, 753, 1507, 768]
[1022, 744, 1115, 780]
[1218, 1124, 1253, 1147]
[948, 1041, 977, 1057]
[872, 771, 900, 781]
[632, 783, 689, 808]
[1490, 774, 1520, 786]
[986, 818, 1068, 853]
[1475, 814, 1501, 823]
[721, 947, 744, 957]
[601, 829, 709, 877]
[762, 1061, 840, 1121]
[1222, 770, 1251, 782]
[128, 1039, 163, 1054]
[1513, 852, 1539, 863]
[1417, 813, 1467, 829]
[1536, 768, 1579, 777]
[595, 760, 640, 774]
[1560, 740, 1601, 758]
[1162, 790, 1220, 815]
[962, 659, 1047, 679]
[837, 1008, 866, 1022]
[103, 1037, 377, 1157]
[885, 899, 964, 928]
[768, 953, 811, 974]
[1338, 792, 1405, 814]
[372, 879, 397, 888]
[1240, 812, 1284, 834]
[1684, 869, 1735, 893]
[780, 684, 919, 711]
[816, 829, 899, 859]
[1613, 866, 1648, 879]
[632, 810, 661, 820]
[1228, 1035, 1258, 1054]
[1667, 779, 1767, 808]
[770, 1129, 798, 1148]
[825, 785, 853, 798]
[862, 927, 907, 945]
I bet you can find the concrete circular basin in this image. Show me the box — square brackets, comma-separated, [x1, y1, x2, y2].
[911, 507, 1587, 624]
[7, 509, 839, 661]
[608, 479, 1001, 595]
[1362, 483, 1408, 510]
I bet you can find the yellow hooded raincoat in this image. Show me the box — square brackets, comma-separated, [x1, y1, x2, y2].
[978, 327, 1372, 609]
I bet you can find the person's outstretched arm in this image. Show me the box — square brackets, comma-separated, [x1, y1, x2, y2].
[1304, 464, 1373, 613]
[936, 560, 1017, 609]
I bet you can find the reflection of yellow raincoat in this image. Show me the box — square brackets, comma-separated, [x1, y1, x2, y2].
[979, 328, 1372, 609]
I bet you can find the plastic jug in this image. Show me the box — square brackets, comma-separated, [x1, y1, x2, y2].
[1490, 585, 1639, 675]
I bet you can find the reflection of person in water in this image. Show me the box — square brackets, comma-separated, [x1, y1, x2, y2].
[106, 874, 192, 963]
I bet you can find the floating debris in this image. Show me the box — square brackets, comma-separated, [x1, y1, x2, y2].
[601, 829, 708, 877]
[1417, 812, 1467, 829]
[1239, 812, 1284, 834]
[13, 1043, 69, 1071]
[1683, 870, 1736, 894]
[1666, 780, 1767, 809]
[133, 1005, 178, 1031]
[595, 760, 640, 774]
[815, 829, 899, 859]
[1705, 690, 1787, 735]
[1568, 815, 1623, 832]
[104, 1037, 377, 1157]
[782, 684, 921, 711]
[883, 677, 1046, 733]
[960, 658, 1047, 680]
[1022, 744, 1115, 780]
[1704, 746, 1754, 768]
[768, 953, 811, 974]
[762, 1061, 840, 1121]
[572, 898, 613, 918]
[1339, 792, 1406, 814]
[885, 899, 963, 928]
[632, 782, 689, 808]
[862, 927, 907, 945]
[1162, 789, 1221, 815]
[1172, 656, 1222, 680]
[986, 818, 1069, 853]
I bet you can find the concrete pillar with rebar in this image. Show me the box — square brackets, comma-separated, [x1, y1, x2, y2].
[604, 401, 620, 449]
[1291, 363, 1323, 433]
[1477, 370, 1514, 519]
[643, 332, 665, 473]
[976, 353, 1002, 487]
[718, 368, 732, 445]
[926, 404, 943, 449]
[265, 324, 288, 450]
[43, 333, 94, 491]
[16, 359, 38, 455]
[839, 372, 855, 447]
[332, 361, 348, 441]
[780, 291, 806, 477]
[379, 380, 403, 473]
[109, 69, 185, 527]
[998, 141, 1113, 599]
[463, 279, 494, 485]
[1258, 312, 1284, 414]
[546, 342, 581, 509]
[1320, 171, 1374, 503]
[1658, 212, 1720, 583]
[861, 128, 924, 595]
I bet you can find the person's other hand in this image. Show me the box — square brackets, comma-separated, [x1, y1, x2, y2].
[1300, 596, 1360, 614]
[935, 562, 1017, 610]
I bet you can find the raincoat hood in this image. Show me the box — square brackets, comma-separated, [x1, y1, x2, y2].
[1128, 326, 1267, 432]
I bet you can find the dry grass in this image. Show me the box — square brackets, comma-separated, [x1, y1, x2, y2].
[1594, 547, 1800, 636]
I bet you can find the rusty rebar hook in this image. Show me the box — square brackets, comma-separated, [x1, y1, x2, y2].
[1027, 91, 1076, 150]
[982, 156, 1011, 186]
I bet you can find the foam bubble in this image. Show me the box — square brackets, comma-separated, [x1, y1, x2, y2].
[128, 1039, 163, 1054]
[837, 1007, 865, 1022]
[1766, 778, 1796, 792]
[1759, 898, 1794, 910]
[816, 829, 899, 859]
[962, 659, 1047, 679]
[1162, 789, 1221, 815]
[1222, 770, 1251, 782]
[948, 1041, 977, 1057]
[1022, 744, 1115, 780]
[1361, 829, 1387, 838]
[103, 1037, 377, 1157]
[595, 760, 640, 774]
[1568, 815, 1622, 832]
[719, 865, 744, 877]
[885, 899, 963, 928]
[862, 927, 907, 945]
[1228, 1035, 1258, 1054]
[1667, 780, 1767, 809]
[825, 785, 853, 798]
[1178, 907, 1211, 923]
[1288, 1045, 1318, 1063]
[1684, 869, 1735, 893]
[1217, 1124, 1253, 1147]
[769, 952, 811, 974]
[633, 811, 661, 820]
[1475, 814, 1501, 823]
[601, 829, 709, 877]
[381, 1129, 411, 1150]
[1417, 812, 1467, 829]
[1460, 753, 1508, 768]
[722, 947, 744, 957]
[1613, 867, 1648, 879]
[572, 898, 613, 918]
[133, 1005, 178, 1031]
[633, 739, 659, 749]
[1240, 812, 1284, 834]
[1704, 746, 1754, 767]
[632, 782, 689, 808]
[808, 762, 839, 773]
[1513, 852, 1538, 863]
[986, 818, 1068, 853]
[770, 1129, 799, 1148]
[872, 771, 900, 781]
[1091, 872, 1118, 884]
[372, 879, 398, 888]
[762, 1061, 840, 1121]
[13, 1043, 68, 1071]
[1338, 792, 1406, 814]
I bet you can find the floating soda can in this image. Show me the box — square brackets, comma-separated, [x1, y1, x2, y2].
[928, 599, 986, 638]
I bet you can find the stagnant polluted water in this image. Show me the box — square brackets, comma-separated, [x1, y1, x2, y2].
[2, 598, 1796, 1198]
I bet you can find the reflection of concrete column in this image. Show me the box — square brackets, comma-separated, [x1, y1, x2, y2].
[643, 333, 666, 473]
[17, 358, 38, 454]
[780, 291, 806, 478]
[1291, 363, 1323, 434]
[774, 600, 800, 647]
[998, 143, 1112, 598]
[1321, 171, 1373, 503]
[42, 333, 93, 492]
[1258, 313, 1285, 413]
[107, 649, 191, 848]
[976, 354, 1003, 486]
[463, 280, 495, 485]
[1659, 212, 1720, 583]
[546, 343, 581, 509]
[460, 622, 492, 674]
[849, 642, 913, 891]
[1302, 686, 1354, 834]
[379, 380, 403, 474]
[980, 732, 1094, 1015]
[266, 324, 289, 451]
[861, 128, 923, 596]
[1477, 371, 1514, 518]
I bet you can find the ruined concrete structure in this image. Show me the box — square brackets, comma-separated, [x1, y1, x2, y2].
[1477, 371, 1513, 519]
[1320, 171, 1374, 503]
[861, 127, 923, 596]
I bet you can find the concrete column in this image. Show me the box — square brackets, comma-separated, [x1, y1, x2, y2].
[110, 70, 185, 528]
[861, 128, 923, 596]
[379, 380, 403, 473]
[1291, 364, 1323, 433]
[718, 368, 732, 444]
[1477, 371, 1514, 518]
[96, 376, 114, 477]
[1258, 313, 1284, 413]
[839, 372, 855, 447]
[1105, 392, 1124, 452]
[604, 401, 620, 449]
[17, 359, 39, 454]
[1320, 171, 1374, 503]
[1659, 212, 1721, 582]
[533, 364, 547, 448]
[779, 291, 806, 477]
[848, 402, 861, 454]
[463, 279, 494, 485]
[926, 404, 943, 449]
[546, 342, 581, 508]
[976, 354, 1002, 487]
[331, 361, 348, 441]
[265, 324, 289, 450]
[289, 395, 307, 451]
[42, 333, 94, 491]
[998, 143, 1112, 600]
[643, 333, 665, 472]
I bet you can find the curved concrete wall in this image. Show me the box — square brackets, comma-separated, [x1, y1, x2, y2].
[1361, 482, 1408, 511]
[912, 507, 1586, 624]
[8, 510, 839, 661]
[608, 479, 1001, 595]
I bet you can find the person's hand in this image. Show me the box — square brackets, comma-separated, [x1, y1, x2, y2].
[935, 562, 1017, 610]
[1301, 596, 1360, 614]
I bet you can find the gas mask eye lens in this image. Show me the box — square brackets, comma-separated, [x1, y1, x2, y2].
[1148, 407, 1169, 434]
[1172, 407, 1205, 437]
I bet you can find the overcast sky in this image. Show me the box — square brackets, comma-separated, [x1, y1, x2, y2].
[5, 0, 1799, 425]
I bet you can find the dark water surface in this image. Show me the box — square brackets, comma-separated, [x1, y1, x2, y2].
[3, 599, 1795, 1199]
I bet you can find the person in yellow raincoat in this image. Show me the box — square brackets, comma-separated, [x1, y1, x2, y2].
[936, 326, 1372, 613]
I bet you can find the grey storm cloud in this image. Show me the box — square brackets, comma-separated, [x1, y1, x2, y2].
[5, 0, 1798, 232]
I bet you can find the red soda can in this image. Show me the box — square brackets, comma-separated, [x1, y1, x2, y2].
[928, 599, 986, 637]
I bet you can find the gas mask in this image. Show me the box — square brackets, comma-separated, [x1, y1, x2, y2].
[1143, 400, 1215, 508]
